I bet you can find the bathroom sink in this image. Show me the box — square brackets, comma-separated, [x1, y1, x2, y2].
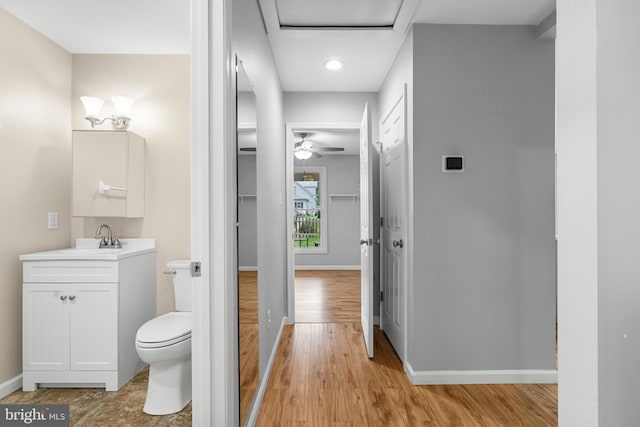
[20, 239, 156, 261]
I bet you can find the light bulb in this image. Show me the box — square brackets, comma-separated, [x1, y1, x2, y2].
[295, 150, 313, 160]
[324, 59, 343, 71]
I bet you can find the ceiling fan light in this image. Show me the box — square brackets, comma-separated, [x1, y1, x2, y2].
[295, 149, 313, 160]
[301, 140, 313, 150]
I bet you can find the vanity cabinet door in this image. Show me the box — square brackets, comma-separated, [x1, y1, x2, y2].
[69, 284, 118, 371]
[23, 284, 70, 371]
[72, 130, 145, 218]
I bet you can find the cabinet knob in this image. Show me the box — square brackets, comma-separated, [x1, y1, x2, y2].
[68, 295, 76, 301]
[60, 295, 67, 301]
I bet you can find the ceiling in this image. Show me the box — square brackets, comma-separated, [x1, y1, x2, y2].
[0, 0, 190, 54]
[0, 0, 555, 91]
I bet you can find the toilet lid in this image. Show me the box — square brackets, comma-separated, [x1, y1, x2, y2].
[136, 312, 191, 347]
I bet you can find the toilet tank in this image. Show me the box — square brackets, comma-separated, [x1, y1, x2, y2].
[167, 260, 192, 311]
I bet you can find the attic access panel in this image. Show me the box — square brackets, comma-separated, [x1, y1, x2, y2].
[276, 0, 403, 28]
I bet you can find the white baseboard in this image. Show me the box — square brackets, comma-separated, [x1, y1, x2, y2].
[239, 266, 258, 271]
[405, 362, 558, 385]
[0, 374, 22, 399]
[294, 265, 360, 271]
[246, 316, 287, 427]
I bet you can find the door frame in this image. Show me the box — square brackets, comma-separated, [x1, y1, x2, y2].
[285, 121, 361, 323]
[190, 0, 239, 425]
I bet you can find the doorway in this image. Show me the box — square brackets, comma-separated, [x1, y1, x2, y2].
[287, 124, 363, 324]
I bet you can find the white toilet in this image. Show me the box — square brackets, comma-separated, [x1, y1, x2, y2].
[135, 260, 192, 415]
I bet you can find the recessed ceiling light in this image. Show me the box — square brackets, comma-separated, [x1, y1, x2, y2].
[325, 59, 343, 71]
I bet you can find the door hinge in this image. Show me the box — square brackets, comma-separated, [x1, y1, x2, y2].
[380, 291, 384, 302]
[190, 261, 201, 277]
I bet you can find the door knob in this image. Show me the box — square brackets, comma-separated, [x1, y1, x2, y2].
[392, 239, 404, 248]
[60, 295, 67, 301]
[68, 295, 76, 301]
[360, 239, 369, 246]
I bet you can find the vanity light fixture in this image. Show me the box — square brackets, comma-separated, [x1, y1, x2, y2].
[324, 59, 343, 71]
[80, 96, 134, 130]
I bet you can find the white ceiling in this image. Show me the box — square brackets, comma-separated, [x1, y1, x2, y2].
[0, 0, 555, 91]
[0, 0, 190, 54]
[263, 0, 556, 91]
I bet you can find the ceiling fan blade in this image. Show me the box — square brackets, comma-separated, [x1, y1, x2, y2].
[239, 147, 256, 152]
[312, 147, 344, 152]
[312, 152, 323, 158]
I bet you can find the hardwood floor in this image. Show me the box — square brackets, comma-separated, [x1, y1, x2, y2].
[256, 270, 558, 426]
[240, 271, 260, 425]
[2, 270, 557, 426]
[295, 270, 361, 323]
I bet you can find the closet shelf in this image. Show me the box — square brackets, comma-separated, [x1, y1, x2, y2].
[328, 194, 359, 204]
[238, 194, 257, 203]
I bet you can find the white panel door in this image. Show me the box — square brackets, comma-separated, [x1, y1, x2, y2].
[380, 88, 407, 361]
[360, 102, 374, 358]
[23, 284, 70, 371]
[69, 284, 118, 371]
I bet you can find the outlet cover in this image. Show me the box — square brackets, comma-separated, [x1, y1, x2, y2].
[48, 212, 59, 230]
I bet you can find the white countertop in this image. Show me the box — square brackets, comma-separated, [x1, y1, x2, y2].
[20, 239, 156, 261]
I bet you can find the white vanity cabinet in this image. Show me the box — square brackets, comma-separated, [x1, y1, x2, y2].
[72, 130, 145, 218]
[21, 241, 156, 392]
[24, 283, 118, 372]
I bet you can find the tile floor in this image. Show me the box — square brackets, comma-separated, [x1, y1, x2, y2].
[0, 368, 190, 426]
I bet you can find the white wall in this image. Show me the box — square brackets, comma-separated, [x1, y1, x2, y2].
[0, 8, 72, 386]
[556, 0, 599, 424]
[294, 155, 360, 267]
[233, 0, 286, 378]
[71, 54, 191, 316]
[595, 0, 640, 424]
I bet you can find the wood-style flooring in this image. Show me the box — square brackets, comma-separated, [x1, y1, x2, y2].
[1, 270, 558, 426]
[256, 270, 558, 426]
[240, 270, 260, 425]
[295, 270, 361, 323]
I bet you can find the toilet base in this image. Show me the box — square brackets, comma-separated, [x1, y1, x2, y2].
[143, 359, 192, 415]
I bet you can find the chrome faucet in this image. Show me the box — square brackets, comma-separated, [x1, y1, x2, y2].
[95, 224, 121, 248]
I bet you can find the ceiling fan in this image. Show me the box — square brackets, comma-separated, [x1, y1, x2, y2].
[294, 132, 344, 159]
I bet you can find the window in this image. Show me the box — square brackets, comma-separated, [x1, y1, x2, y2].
[293, 166, 327, 252]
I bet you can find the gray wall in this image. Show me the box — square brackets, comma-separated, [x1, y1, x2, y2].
[597, 0, 640, 423]
[284, 92, 379, 128]
[233, 0, 286, 377]
[388, 24, 556, 372]
[294, 155, 360, 267]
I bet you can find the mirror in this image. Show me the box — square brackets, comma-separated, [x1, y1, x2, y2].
[236, 59, 258, 425]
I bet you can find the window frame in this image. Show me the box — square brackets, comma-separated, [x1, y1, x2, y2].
[293, 165, 328, 254]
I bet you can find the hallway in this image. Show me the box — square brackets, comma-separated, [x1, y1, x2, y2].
[256, 271, 558, 426]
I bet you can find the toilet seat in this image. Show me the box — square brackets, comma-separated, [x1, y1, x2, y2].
[136, 312, 192, 349]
